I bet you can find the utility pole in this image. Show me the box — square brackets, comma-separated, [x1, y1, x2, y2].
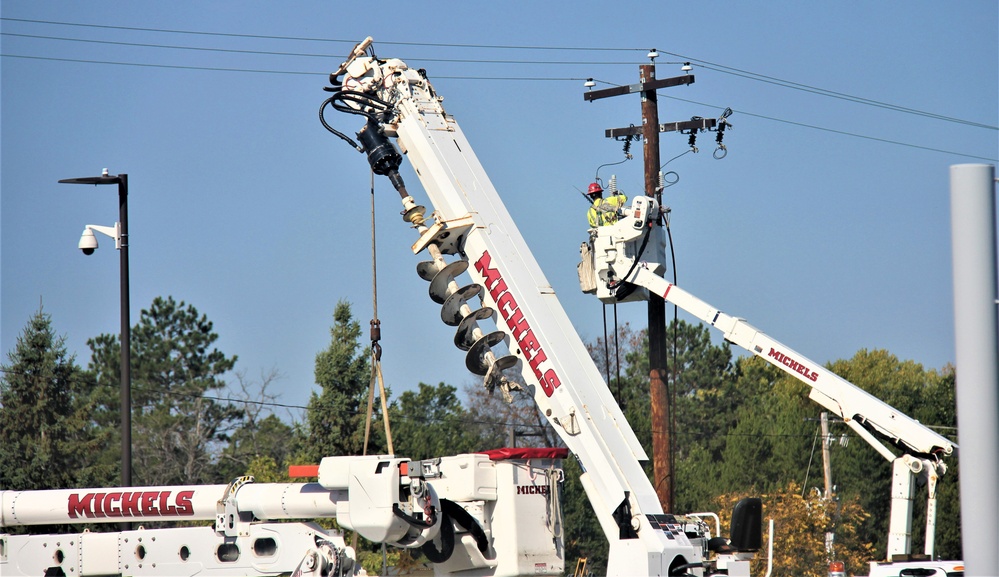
[584, 53, 718, 512]
[821, 411, 833, 499]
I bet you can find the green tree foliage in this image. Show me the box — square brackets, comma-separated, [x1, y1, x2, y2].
[390, 382, 481, 460]
[0, 309, 114, 493]
[560, 456, 609, 575]
[716, 483, 876, 577]
[607, 319, 736, 512]
[560, 319, 735, 571]
[718, 357, 813, 494]
[306, 301, 382, 461]
[88, 296, 243, 486]
[823, 350, 960, 560]
[219, 413, 301, 480]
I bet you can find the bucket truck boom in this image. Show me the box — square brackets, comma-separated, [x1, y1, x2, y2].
[583, 192, 957, 562]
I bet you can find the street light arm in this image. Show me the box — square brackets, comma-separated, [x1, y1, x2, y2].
[82, 223, 122, 250]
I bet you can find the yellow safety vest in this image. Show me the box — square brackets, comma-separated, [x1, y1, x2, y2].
[587, 194, 628, 227]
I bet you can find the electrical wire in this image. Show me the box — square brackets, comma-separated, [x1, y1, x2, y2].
[1, 52, 992, 159]
[13, 54, 988, 161]
[3, 18, 994, 131]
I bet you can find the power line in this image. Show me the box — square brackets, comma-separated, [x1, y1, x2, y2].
[0, 17, 641, 52]
[2, 53, 319, 76]
[1, 52, 995, 162]
[0, 32, 645, 66]
[698, 65, 996, 130]
[4, 18, 993, 132]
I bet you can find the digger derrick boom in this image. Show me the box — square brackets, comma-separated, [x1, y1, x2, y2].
[327, 44, 707, 574]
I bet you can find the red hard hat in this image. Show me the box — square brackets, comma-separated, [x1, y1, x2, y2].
[587, 182, 603, 195]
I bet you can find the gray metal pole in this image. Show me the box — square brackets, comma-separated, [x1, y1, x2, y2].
[950, 163, 998, 574]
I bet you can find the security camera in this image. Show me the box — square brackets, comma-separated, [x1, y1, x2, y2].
[79, 228, 98, 255]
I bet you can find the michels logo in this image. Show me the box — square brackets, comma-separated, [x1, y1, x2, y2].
[516, 485, 549, 495]
[768, 347, 820, 382]
[473, 251, 561, 397]
[68, 490, 195, 519]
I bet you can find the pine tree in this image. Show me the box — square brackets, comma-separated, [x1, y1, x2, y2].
[0, 309, 113, 492]
[306, 301, 377, 461]
[88, 296, 242, 486]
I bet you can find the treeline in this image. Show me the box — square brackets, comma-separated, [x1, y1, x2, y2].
[0, 297, 960, 576]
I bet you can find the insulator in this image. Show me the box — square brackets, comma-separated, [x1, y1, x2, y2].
[608, 174, 618, 195]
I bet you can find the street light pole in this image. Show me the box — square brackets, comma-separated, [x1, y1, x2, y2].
[59, 172, 131, 492]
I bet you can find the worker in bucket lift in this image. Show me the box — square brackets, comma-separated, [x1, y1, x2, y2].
[586, 182, 627, 227]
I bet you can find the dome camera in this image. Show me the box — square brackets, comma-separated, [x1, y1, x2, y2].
[79, 228, 98, 255]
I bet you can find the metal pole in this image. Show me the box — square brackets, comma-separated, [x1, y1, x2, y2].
[118, 174, 131, 492]
[950, 164, 998, 575]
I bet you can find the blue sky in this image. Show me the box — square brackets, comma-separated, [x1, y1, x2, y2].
[2, 2, 996, 422]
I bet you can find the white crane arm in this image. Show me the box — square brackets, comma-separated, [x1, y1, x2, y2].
[624, 264, 954, 464]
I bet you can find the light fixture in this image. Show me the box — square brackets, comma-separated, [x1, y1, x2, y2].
[78, 223, 121, 254]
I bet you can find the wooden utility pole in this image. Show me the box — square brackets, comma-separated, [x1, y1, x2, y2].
[584, 57, 716, 512]
[639, 63, 672, 512]
[821, 411, 834, 499]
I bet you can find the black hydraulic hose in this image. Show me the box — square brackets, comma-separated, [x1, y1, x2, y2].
[440, 499, 489, 553]
[391, 503, 437, 528]
[318, 86, 396, 152]
[319, 97, 361, 151]
[420, 499, 489, 563]
[669, 561, 706, 576]
[421, 508, 455, 563]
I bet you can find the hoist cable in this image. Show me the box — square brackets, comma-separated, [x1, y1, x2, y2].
[602, 304, 612, 387]
[614, 301, 622, 401]
[666, 219, 679, 509]
[362, 169, 394, 458]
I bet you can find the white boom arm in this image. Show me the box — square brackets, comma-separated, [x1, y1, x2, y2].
[588, 196, 956, 559]
[321, 40, 710, 575]
[1, 451, 566, 576]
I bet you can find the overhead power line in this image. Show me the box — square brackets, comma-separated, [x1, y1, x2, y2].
[0, 17, 639, 52]
[2, 21, 996, 161]
[3, 53, 994, 162]
[0, 32, 645, 65]
[3, 17, 994, 132]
